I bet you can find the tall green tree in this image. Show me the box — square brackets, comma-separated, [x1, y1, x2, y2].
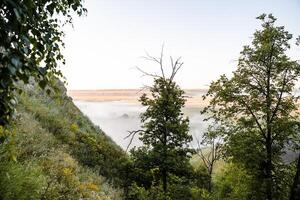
[129, 50, 193, 197]
[0, 0, 86, 126]
[289, 35, 300, 200]
[290, 154, 300, 200]
[202, 14, 300, 200]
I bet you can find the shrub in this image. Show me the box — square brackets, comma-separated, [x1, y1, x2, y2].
[214, 163, 252, 200]
[0, 162, 45, 200]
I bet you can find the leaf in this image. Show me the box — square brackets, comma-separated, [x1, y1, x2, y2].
[11, 56, 22, 69]
[7, 64, 17, 75]
[19, 74, 29, 84]
[11, 155, 17, 162]
[46, 89, 51, 95]
[13, 8, 21, 22]
[38, 67, 47, 75]
[38, 80, 47, 89]
[9, 98, 17, 105]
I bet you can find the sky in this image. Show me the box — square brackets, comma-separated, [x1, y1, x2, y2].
[62, 0, 300, 90]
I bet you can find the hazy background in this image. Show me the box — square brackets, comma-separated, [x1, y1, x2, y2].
[74, 99, 208, 150]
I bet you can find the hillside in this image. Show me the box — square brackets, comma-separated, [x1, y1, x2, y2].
[0, 79, 127, 200]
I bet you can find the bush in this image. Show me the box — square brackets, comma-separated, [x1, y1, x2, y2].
[126, 183, 150, 200]
[0, 162, 45, 200]
[214, 163, 252, 200]
[190, 188, 213, 200]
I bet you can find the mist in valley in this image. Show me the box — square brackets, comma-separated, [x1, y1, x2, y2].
[75, 100, 208, 150]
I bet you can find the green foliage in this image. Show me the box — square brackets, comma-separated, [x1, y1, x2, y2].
[167, 177, 193, 200]
[203, 14, 300, 199]
[124, 53, 199, 199]
[214, 163, 253, 200]
[126, 182, 192, 200]
[192, 165, 212, 190]
[126, 183, 150, 200]
[290, 154, 300, 200]
[0, 0, 86, 125]
[0, 79, 125, 200]
[0, 162, 45, 200]
[0, 126, 17, 161]
[131, 77, 194, 195]
[40, 151, 83, 200]
[17, 79, 127, 185]
[190, 188, 213, 200]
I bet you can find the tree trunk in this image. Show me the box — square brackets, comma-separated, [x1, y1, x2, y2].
[162, 102, 168, 196]
[290, 153, 300, 200]
[208, 166, 213, 192]
[162, 131, 168, 195]
[265, 60, 273, 200]
[208, 174, 212, 192]
[162, 169, 167, 193]
[266, 135, 273, 200]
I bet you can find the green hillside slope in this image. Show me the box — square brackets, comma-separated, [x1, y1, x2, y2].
[0, 79, 127, 200]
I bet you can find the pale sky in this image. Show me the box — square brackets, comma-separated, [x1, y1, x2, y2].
[62, 0, 300, 90]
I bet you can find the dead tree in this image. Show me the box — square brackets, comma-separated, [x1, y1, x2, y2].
[196, 125, 223, 192]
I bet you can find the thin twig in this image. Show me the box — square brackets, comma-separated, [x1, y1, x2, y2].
[125, 130, 143, 152]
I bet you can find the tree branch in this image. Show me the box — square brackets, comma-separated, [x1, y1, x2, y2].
[270, 69, 288, 123]
[125, 130, 144, 152]
[239, 97, 266, 138]
[195, 137, 210, 170]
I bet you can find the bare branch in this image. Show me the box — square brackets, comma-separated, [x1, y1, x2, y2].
[142, 51, 161, 64]
[136, 66, 160, 78]
[195, 137, 210, 170]
[136, 85, 151, 95]
[138, 46, 184, 81]
[170, 57, 184, 81]
[125, 130, 144, 152]
[160, 44, 165, 79]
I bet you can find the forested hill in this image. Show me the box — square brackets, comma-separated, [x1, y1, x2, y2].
[0, 78, 127, 200]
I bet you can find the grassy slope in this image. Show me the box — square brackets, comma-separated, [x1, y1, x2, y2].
[0, 80, 127, 200]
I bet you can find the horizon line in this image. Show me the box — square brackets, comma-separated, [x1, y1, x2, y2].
[67, 88, 209, 91]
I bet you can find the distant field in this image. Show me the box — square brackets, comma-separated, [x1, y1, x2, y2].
[68, 89, 209, 108]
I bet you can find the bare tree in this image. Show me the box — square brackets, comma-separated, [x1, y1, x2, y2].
[195, 125, 223, 192]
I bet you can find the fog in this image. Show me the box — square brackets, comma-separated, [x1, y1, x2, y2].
[75, 101, 208, 150]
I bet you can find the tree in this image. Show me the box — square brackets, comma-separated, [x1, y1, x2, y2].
[0, 0, 86, 126]
[128, 49, 193, 197]
[290, 155, 300, 200]
[196, 124, 223, 192]
[202, 14, 300, 200]
[289, 35, 300, 200]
